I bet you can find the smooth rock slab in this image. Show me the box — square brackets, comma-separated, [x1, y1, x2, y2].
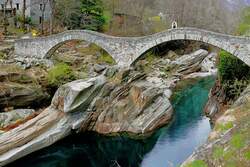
[173, 49, 208, 66]
[0, 108, 91, 166]
[51, 76, 106, 113]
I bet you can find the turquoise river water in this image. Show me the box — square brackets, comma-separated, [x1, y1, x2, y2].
[8, 77, 215, 167]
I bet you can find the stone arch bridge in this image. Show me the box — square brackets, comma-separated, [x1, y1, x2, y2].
[14, 27, 250, 67]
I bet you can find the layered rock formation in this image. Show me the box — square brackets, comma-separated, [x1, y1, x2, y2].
[0, 48, 217, 165]
[0, 65, 50, 110]
[0, 73, 174, 165]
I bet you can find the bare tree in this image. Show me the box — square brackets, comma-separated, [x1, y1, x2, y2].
[21, 0, 26, 30]
[40, 0, 49, 34]
[2, 0, 10, 35]
[49, 0, 55, 34]
[54, 0, 81, 29]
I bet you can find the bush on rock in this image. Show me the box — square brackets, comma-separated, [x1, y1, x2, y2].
[218, 50, 250, 100]
[47, 63, 76, 87]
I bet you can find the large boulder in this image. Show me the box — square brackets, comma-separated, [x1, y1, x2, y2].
[174, 49, 209, 66]
[204, 97, 220, 117]
[91, 79, 173, 134]
[201, 52, 217, 74]
[51, 71, 173, 134]
[173, 49, 209, 75]
[51, 76, 106, 113]
[0, 108, 91, 166]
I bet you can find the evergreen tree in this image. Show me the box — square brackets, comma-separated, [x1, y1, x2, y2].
[80, 0, 105, 31]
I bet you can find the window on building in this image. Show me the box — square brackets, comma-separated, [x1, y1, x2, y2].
[1, 4, 4, 9]
[40, 4, 43, 10]
[16, 3, 19, 10]
[39, 16, 42, 24]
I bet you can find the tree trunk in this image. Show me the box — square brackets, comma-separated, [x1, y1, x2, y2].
[3, 0, 9, 35]
[21, 0, 26, 30]
[41, 1, 48, 35]
[49, 0, 55, 34]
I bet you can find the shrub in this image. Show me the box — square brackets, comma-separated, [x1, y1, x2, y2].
[222, 79, 249, 100]
[97, 52, 116, 65]
[215, 122, 234, 132]
[213, 146, 224, 159]
[218, 50, 250, 82]
[218, 50, 250, 100]
[47, 63, 76, 87]
[237, 7, 250, 35]
[16, 15, 33, 26]
[0, 51, 5, 59]
[230, 134, 245, 149]
[244, 151, 250, 160]
[185, 160, 208, 167]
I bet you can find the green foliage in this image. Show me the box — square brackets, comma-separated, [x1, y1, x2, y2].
[218, 50, 250, 100]
[97, 51, 116, 65]
[244, 151, 250, 160]
[185, 160, 208, 167]
[55, 0, 105, 31]
[145, 53, 156, 64]
[237, 7, 250, 35]
[230, 134, 245, 149]
[102, 10, 112, 32]
[223, 150, 234, 161]
[78, 0, 106, 31]
[144, 50, 159, 64]
[218, 50, 250, 82]
[0, 51, 5, 59]
[222, 79, 249, 100]
[238, 23, 250, 35]
[213, 146, 224, 159]
[215, 122, 234, 132]
[15, 15, 33, 26]
[47, 63, 76, 87]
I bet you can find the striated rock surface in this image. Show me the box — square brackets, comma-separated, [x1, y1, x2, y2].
[183, 52, 217, 79]
[0, 82, 50, 109]
[204, 97, 220, 118]
[50, 70, 173, 134]
[0, 108, 92, 166]
[51, 76, 106, 113]
[201, 52, 217, 74]
[173, 49, 208, 75]
[0, 109, 35, 129]
[203, 80, 226, 119]
[0, 48, 220, 165]
[91, 79, 173, 134]
[0, 65, 50, 110]
[0, 73, 173, 165]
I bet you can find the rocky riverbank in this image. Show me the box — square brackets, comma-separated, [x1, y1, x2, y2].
[0, 41, 218, 165]
[181, 85, 250, 167]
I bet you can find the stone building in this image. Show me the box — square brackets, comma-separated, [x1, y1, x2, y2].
[0, 0, 51, 25]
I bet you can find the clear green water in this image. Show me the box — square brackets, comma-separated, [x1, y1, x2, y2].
[8, 77, 215, 167]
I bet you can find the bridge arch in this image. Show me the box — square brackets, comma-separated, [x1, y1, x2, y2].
[43, 31, 116, 60]
[14, 30, 120, 64]
[130, 28, 250, 66]
[131, 39, 225, 65]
